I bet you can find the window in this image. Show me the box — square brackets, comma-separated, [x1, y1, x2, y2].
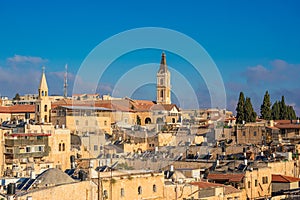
[160, 78, 163, 85]
[76, 120, 79, 126]
[254, 131, 257, 136]
[59, 143, 62, 151]
[26, 147, 31, 153]
[37, 105, 40, 112]
[248, 181, 250, 188]
[262, 176, 268, 184]
[62, 143, 65, 151]
[94, 145, 98, 151]
[160, 90, 163, 98]
[45, 91, 47, 96]
[38, 146, 44, 152]
[255, 179, 258, 187]
[153, 184, 157, 193]
[104, 120, 107, 126]
[138, 186, 142, 195]
[44, 115, 47, 123]
[103, 190, 108, 198]
[44, 105, 47, 112]
[242, 131, 246, 136]
[120, 188, 125, 197]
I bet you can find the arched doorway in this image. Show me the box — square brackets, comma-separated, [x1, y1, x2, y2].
[145, 117, 152, 124]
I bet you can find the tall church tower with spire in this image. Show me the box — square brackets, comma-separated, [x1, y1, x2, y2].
[35, 67, 51, 123]
[156, 52, 171, 104]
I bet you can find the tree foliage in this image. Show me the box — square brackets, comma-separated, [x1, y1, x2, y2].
[260, 91, 272, 120]
[245, 97, 257, 122]
[13, 93, 21, 101]
[236, 92, 245, 124]
[238, 92, 297, 121]
[236, 92, 257, 124]
[136, 115, 141, 125]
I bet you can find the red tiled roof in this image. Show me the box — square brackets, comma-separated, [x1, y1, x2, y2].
[191, 181, 241, 195]
[150, 104, 180, 112]
[266, 126, 280, 130]
[0, 105, 35, 113]
[272, 174, 300, 183]
[207, 173, 245, 182]
[274, 123, 300, 129]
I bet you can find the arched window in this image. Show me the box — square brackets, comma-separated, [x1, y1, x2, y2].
[160, 90, 163, 98]
[104, 120, 107, 126]
[120, 188, 125, 197]
[37, 105, 40, 112]
[44, 115, 47, 123]
[153, 184, 157, 193]
[172, 118, 176, 123]
[160, 78, 163, 85]
[42, 91, 44, 96]
[103, 190, 108, 198]
[145, 118, 151, 124]
[45, 91, 47, 96]
[138, 186, 142, 195]
[59, 143, 62, 151]
[44, 105, 47, 112]
[62, 143, 65, 151]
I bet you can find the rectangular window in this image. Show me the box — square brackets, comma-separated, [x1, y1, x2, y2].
[26, 147, 31, 153]
[94, 145, 98, 151]
[242, 131, 246, 136]
[248, 181, 250, 188]
[120, 188, 125, 197]
[255, 179, 258, 187]
[254, 131, 257, 136]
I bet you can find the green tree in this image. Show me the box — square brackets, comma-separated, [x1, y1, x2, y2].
[272, 101, 280, 120]
[236, 92, 245, 124]
[260, 91, 272, 120]
[279, 96, 288, 120]
[244, 97, 257, 122]
[287, 105, 297, 120]
[13, 93, 20, 101]
[136, 115, 141, 125]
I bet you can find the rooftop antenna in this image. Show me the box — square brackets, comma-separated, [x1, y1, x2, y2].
[64, 64, 68, 98]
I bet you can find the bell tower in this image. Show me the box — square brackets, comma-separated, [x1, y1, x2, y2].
[35, 66, 51, 123]
[156, 52, 171, 104]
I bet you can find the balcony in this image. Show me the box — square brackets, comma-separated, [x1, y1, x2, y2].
[5, 137, 48, 147]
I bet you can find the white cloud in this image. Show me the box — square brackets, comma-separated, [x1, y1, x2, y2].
[7, 55, 48, 65]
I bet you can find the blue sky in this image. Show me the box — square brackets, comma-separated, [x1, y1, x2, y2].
[0, 0, 300, 114]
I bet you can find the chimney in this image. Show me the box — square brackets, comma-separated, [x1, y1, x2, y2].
[170, 165, 174, 172]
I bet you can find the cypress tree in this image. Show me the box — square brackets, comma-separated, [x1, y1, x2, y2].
[236, 92, 245, 124]
[272, 101, 280, 120]
[245, 97, 257, 122]
[279, 96, 288, 120]
[260, 91, 272, 120]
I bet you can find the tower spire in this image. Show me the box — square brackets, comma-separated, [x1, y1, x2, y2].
[159, 52, 167, 73]
[39, 66, 48, 93]
[156, 52, 171, 104]
[64, 64, 68, 98]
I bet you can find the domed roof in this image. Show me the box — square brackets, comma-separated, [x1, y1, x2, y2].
[35, 168, 75, 188]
